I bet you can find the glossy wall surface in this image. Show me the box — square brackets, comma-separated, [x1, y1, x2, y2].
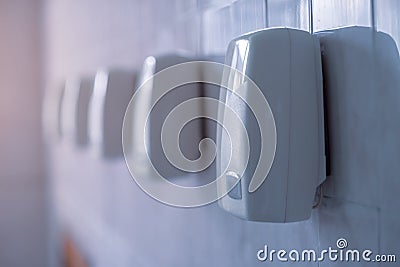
[44, 0, 400, 266]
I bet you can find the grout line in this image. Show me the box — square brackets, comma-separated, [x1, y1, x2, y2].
[309, 0, 314, 33]
[265, 0, 269, 27]
[371, 0, 377, 31]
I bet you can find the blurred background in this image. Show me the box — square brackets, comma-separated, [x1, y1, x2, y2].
[0, 0, 399, 266]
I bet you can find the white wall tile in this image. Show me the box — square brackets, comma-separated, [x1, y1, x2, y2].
[313, 0, 371, 31]
[318, 199, 380, 267]
[268, 0, 310, 31]
[375, 0, 400, 49]
[202, 0, 266, 55]
[45, 1, 400, 266]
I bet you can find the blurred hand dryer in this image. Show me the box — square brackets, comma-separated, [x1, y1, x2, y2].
[58, 78, 94, 146]
[42, 82, 65, 141]
[88, 69, 137, 158]
[125, 54, 205, 179]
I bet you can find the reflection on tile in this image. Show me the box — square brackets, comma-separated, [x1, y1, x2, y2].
[241, 210, 319, 266]
[375, 0, 400, 50]
[202, 0, 266, 55]
[318, 198, 379, 266]
[313, 0, 371, 31]
[174, 0, 199, 53]
[231, 0, 266, 36]
[268, 0, 310, 31]
[203, 5, 237, 54]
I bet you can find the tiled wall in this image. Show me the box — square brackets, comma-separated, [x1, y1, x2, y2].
[44, 0, 400, 266]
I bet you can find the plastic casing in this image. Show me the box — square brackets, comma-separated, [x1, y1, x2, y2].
[315, 26, 400, 203]
[75, 79, 95, 146]
[131, 54, 204, 179]
[60, 78, 94, 146]
[88, 69, 137, 158]
[218, 28, 326, 222]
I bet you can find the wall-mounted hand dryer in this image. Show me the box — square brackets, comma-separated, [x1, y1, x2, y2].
[128, 54, 204, 179]
[217, 28, 326, 222]
[58, 78, 94, 146]
[88, 69, 137, 158]
[60, 78, 80, 142]
[42, 82, 65, 141]
[314, 26, 400, 204]
[75, 79, 95, 146]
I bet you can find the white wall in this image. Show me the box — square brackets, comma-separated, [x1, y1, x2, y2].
[43, 0, 400, 266]
[0, 1, 47, 266]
